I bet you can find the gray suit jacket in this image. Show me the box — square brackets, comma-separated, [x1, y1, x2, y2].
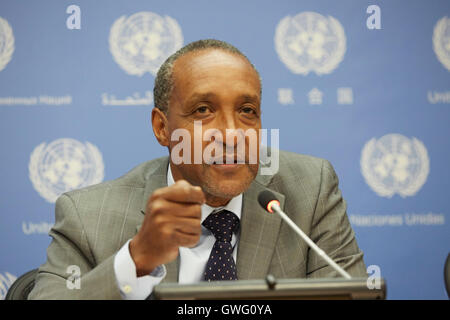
[29, 150, 366, 299]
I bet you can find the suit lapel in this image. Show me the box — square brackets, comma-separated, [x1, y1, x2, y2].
[139, 158, 169, 214]
[237, 180, 285, 280]
[161, 258, 179, 283]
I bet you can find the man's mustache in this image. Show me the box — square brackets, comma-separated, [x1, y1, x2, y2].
[203, 146, 251, 165]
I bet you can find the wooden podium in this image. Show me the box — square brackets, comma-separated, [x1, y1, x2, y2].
[153, 277, 386, 300]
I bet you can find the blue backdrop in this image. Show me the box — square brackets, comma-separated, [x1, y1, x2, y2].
[0, 0, 449, 299]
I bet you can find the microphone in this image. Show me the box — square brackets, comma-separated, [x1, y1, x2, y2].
[258, 190, 352, 279]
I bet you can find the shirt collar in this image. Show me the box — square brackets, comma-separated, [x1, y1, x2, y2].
[167, 164, 242, 223]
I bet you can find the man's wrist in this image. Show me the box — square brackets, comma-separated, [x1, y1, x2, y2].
[129, 237, 158, 277]
[114, 239, 166, 300]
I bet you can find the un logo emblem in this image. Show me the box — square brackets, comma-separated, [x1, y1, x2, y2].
[109, 11, 183, 76]
[0, 271, 17, 300]
[29, 138, 104, 203]
[275, 12, 346, 75]
[361, 134, 429, 198]
[433, 16, 450, 71]
[0, 16, 14, 72]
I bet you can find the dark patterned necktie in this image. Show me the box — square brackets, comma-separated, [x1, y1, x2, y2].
[202, 209, 240, 281]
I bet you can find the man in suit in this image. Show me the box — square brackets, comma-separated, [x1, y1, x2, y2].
[29, 39, 366, 300]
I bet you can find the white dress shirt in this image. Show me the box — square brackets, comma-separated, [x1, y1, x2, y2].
[114, 165, 242, 299]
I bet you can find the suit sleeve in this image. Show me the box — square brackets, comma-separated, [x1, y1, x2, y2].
[306, 160, 367, 278]
[28, 194, 123, 299]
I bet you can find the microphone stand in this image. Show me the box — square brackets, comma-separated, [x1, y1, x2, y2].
[271, 203, 352, 279]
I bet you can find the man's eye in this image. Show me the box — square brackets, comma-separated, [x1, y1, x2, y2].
[195, 106, 210, 114]
[241, 106, 256, 115]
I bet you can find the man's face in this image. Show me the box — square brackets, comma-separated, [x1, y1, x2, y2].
[162, 49, 262, 206]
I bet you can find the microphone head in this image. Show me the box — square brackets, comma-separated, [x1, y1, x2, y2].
[258, 190, 280, 213]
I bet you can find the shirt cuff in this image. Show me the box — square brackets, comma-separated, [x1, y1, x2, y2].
[114, 239, 166, 300]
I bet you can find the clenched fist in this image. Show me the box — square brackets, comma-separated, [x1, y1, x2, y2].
[129, 180, 205, 277]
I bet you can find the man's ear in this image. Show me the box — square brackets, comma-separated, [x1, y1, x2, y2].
[151, 107, 170, 146]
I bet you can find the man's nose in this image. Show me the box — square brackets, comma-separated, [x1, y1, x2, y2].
[216, 114, 244, 148]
